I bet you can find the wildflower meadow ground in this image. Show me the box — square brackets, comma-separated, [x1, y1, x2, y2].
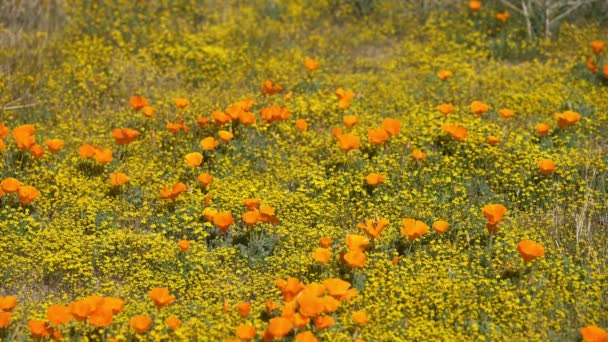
[0, 0, 607, 341]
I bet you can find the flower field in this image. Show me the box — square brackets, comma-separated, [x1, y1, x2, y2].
[0, 0, 607, 341]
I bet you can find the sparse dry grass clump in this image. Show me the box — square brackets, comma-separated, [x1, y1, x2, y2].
[0, 0, 607, 341]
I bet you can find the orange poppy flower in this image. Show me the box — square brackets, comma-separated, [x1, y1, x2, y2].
[104, 297, 124, 315]
[344, 249, 367, 268]
[322, 278, 352, 298]
[0, 123, 9, 139]
[433, 220, 449, 234]
[185, 152, 203, 167]
[213, 211, 234, 232]
[47, 304, 72, 326]
[12, 124, 35, 137]
[298, 291, 325, 318]
[321, 295, 340, 313]
[93, 148, 113, 163]
[178, 240, 190, 253]
[581, 325, 608, 342]
[78, 144, 97, 159]
[332, 127, 343, 137]
[343, 115, 359, 129]
[498, 108, 514, 119]
[149, 287, 175, 309]
[142, 106, 156, 118]
[112, 128, 140, 145]
[320, 237, 332, 248]
[352, 310, 369, 325]
[556, 110, 581, 128]
[517, 240, 545, 262]
[336, 88, 355, 110]
[312, 247, 331, 264]
[586, 56, 599, 74]
[69, 300, 93, 321]
[166, 316, 181, 330]
[443, 123, 468, 141]
[0, 139, 5, 151]
[0, 312, 11, 328]
[437, 103, 454, 115]
[262, 80, 283, 96]
[357, 218, 390, 239]
[437, 70, 453, 80]
[242, 210, 260, 225]
[591, 41, 605, 55]
[392, 255, 399, 265]
[18, 185, 40, 205]
[604, 65, 608, 78]
[295, 119, 308, 131]
[470, 101, 489, 115]
[166, 122, 187, 134]
[382, 118, 401, 136]
[482, 204, 507, 225]
[538, 159, 557, 175]
[305, 57, 319, 72]
[0, 296, 17, 312]
[129, 96, 149, 111]
[295, 331, 318, 342]
[195, 116, 210, 128]
[88, 302, 110, 324]
[259, 204, 278, 223]
[401, 218, 429, 240]
[469, 0, 482, 11]
[130, 315, 152, 334]
[238, 111, 256, 126]
[368, 128, 389, 145]
[211, 111, 231, 126]
[110, 173, 129, 186]
[45, 139, 64, 153]
[280, 300, 297, 320]
[313, 315, 335, 330]
[237, 302, 251, 317]
[346, 234, 370, 252]
[160, 182, 187, 200]
[234, 98, 255, 111]
[1, 178, 20, 193]
[12, 124, 36, 150]
[82, 295, 104, 311]
[27, 320, 51, 339]
[29, 144, 44, 159]
[487, 135, 500, 146]
[365, 173, 384, 186]
[337, 134, 360, 152]
[265, 300, 279, 313]
[268, 317, 293, 338]
[496, 11, 510, 23]
[218, 130, 234, 142]
[197, 172, 213, 186]
[243, 198, 261, 211]
[200, 137, 219, 151]
[536, 123, 550, 136]
[275, 277, 305, 301]
[225, 106, 243, 121]
[260, 105, 291, 123]
[412, 149, 426, 161]
[287, 312, 308, 328]
[236, 324, 257, 340]
[85, 306, 111, 327]
[174, 98, 191, 109]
